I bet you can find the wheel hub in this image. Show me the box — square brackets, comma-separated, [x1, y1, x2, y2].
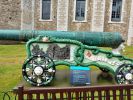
[34, 67, 43, 76]
[125, 73, 132, 80]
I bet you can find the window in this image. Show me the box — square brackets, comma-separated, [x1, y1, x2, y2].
[42, 0, 51, 20]
[75, 0, 86, 21]
[111, 0, 122, 21]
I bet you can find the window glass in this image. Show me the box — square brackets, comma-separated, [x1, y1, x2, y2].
[42, 0, 51, 20]
[111, 0, 122, 21]
[75, 0, 86, 21]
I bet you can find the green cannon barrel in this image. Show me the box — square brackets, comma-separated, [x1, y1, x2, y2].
[0, 30, 124, 48]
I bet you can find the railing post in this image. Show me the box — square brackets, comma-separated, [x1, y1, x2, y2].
[75, 92, 79, 100]
[98, 91, 102, 100]
[52, 92, 56, 100]
[127, 88, 131, 100]
[60, 92, 63, 100]
[83, 91, 87, 100]
[106, 90, 110, 100]
[91, 91, 94, 100]
[113, 90, 116, 100]
[27, 93, 32, 100]
[36, 93, 40, 100]
[18, 86, 24, 100]
[68, 92, 71, 100]
[44, 92, 48, 100]
[119, 89, 123, 100]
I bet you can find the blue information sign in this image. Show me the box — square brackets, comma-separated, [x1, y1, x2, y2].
[70, 66, 91, 85]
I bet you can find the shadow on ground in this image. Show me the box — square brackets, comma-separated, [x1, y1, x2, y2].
[21, 69, 116, 88]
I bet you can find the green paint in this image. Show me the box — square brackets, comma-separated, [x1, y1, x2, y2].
[0, 29, 132, 86]
[0, 30, 124, 48]
[22, 36, 133, 86]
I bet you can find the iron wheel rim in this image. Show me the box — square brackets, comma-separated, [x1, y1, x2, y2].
[22, 55, 55, 86]
[115, 64, 133, 84]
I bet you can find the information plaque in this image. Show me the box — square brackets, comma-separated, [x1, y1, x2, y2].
[70, 66, 91, 85]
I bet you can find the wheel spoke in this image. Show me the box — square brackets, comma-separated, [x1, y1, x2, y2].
[37, 77, 42, 84]
[42, 74, 48, 80]
[131, 69, 133, 74]
[26, 68, 30, 72]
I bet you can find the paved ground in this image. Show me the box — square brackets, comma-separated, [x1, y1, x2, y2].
[21, 69, 116, 88]
[52, 70, 116, 87]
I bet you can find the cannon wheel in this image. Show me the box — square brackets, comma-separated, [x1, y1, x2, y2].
[115, 64, 133, 84]
[22, 55, 55, 86]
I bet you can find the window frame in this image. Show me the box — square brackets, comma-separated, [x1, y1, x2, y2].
[73, 0, 88, 22]
[40, 0, 53, 21]
[108, 0, 125, 23]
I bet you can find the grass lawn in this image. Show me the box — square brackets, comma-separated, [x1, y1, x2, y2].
[0, 44, 133, 99]
[0, 44, 26, 99]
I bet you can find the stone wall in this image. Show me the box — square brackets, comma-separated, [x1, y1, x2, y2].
[127, 0, 133, 45]
[21, 0, 34, 30]
[0, 0, 21, 29]
[57, 0, 69, 31]
[104, 0, 132, 41]
[131, 37, 133, 45]
[68, 0, 92, 31]
[34, 0, 57, 30]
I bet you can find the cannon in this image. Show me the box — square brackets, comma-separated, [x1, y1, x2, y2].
[0, 29, 132, 86]
[0, 30, 124, 48]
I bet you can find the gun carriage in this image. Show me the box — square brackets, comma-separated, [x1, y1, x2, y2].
[0, 30, 132, 86]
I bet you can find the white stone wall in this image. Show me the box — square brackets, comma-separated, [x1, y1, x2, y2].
[127, 0, 133, 45]
[21, 0, 35, 30]
[91, 0, 105, 32]
[57, 0, 69, 31]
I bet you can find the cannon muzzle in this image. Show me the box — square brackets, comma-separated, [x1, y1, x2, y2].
[0, 30, 124, 48]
